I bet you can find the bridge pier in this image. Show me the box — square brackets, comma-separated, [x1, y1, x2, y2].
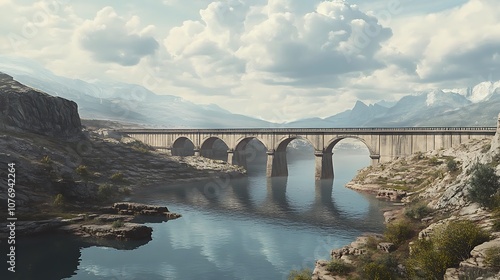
[227, 150, 235, 164]
[266, 150, 288, 177]
[194, 148, 201, 157]
[315, 151, 334, 180]
[370, 154, 380, 166]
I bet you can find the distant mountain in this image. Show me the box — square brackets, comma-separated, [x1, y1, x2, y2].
[286, 85, 500, 128]
[1, 55, 499, 128]
[0, 56, 271, 128]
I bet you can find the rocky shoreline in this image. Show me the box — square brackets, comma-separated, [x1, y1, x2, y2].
[0, 202, 181, 240]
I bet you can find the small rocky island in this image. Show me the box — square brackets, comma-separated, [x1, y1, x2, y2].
[310, 115, 500, 280]
[0, 72, 244, 242]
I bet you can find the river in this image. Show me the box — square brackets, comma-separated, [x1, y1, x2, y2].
[4, 148, 390, 280]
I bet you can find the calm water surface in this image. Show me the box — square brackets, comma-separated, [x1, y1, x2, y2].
[3, 152, 390, 280]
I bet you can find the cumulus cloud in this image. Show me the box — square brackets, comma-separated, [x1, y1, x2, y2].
[386, 0, 500, 86]
[164, 0, 392, 88]
[78, 7, 159, 66]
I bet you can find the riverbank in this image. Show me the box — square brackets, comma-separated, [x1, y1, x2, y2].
[312, 117, 500, 280]
[0, 125, 245, 239]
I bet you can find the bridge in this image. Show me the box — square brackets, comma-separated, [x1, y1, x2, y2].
[117, 127, 497, 179]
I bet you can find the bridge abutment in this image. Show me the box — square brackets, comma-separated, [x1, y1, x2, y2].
[314, 151, 334, 180]
[266, 150, 288, 177]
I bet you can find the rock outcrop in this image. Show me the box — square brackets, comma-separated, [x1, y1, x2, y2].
[0, 72, 81, 137]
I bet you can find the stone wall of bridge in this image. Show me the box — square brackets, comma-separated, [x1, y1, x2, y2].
[119, 128, 496, 180]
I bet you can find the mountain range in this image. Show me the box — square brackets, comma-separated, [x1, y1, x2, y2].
[1, 55, 499, 128]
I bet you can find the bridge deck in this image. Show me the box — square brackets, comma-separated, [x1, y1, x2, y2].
[117, 127, 497, 134]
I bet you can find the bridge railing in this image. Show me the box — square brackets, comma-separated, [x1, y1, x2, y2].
[116, 127, 497, 134]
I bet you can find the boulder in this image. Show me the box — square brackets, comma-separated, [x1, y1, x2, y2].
[80, 223, 152, 240]
[377, 242, 396, 253]
[376, 188, 407, 201]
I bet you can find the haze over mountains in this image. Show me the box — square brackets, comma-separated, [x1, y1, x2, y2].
[1, 56, 499, 128]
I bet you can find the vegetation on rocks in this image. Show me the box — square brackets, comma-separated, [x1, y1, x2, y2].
[468, 163, 500, 209]
[287, 268, 312, 280]
[312, 126, 500, 280]
[407, 220, 490, 279]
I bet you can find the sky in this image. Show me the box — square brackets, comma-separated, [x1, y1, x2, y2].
[1, 0, 499, 122]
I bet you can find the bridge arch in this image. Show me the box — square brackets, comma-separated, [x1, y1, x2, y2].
[235, 136, 269, 151]
[200, 137, 229, 161]
[233, 137, 268, 167]
[325, 136, 376, 155]
[276, 136, 317, 152]
[172, 136, 195, 156]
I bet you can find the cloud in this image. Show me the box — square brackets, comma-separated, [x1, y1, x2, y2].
[77, 7, 159, 66]
[163, 0, 392, 88]
[385, 0, 500, 86]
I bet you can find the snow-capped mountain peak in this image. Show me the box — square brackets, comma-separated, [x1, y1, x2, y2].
[469, 81, 500, 103]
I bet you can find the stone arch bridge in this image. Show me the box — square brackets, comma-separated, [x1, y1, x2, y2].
[116, 128, 496, 179]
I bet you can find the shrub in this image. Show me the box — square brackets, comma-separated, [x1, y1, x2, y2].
[405, 202, 433, 220]
[326, 259, 353, 275]
[492, 207, 500, 231]
[361, 255, 399, 280]
[447, 158, 459, 172]
[41, 155, 51, 164]
[110, 172, 124, 182]
[75, 165, 90, 177]
[468, 163, 500, 209]
[53, 194, 65, 207]
[407, 220, 490, 279]
[97, 184, 117, 202]
[384, 220, 413, 245]
[111, 220, 124, 228]
[429, 156, 440, 165]
[482, 144, 492, 153]
[287, 268, 312, 280]
[484, 247, 500, 269]
[407, 239, 451, 279]
[433, 220, 490, 263]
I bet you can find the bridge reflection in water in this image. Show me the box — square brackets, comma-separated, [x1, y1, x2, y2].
[139, 167, 388, 233]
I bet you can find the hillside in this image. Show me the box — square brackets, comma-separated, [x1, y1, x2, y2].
[0, 73, 243, 222]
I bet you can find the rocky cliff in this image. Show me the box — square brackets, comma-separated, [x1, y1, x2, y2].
[0, 72, 81, 137]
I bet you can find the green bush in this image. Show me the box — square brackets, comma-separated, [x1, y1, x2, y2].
[97, 184, 117, 201]
[407, 239, 447, 279]
[361, 255, 399, 280]
[384, 220, 413, 245]
[482, 144, 491, 153]
[75, 165, 90, 177]
[433, 220, 490, 263]
[492, 207, 500, 231]
[111, 220, 124, 228]
[326, 259, 353, 275]
[110, 172, 124, 182]
[429, 156, 441, 165]
[484, 247, 500, 269]
[41, 155, 52, 164]
[468, 163, 500, 209]
[447, 158, 459, 172]
[407, 220, 490, 279]
[53, 194, 65, 207]
[287, 268, 312, 280]
[405, 202, 433, 220]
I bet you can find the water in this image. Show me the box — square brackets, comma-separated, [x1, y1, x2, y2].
[2, 153, 390, 280]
